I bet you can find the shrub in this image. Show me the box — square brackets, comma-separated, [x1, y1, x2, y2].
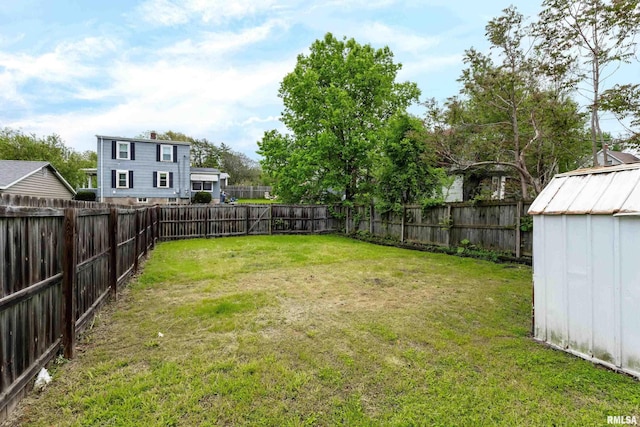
[75, 191, 96, 201]
[192, 191, 212, 204]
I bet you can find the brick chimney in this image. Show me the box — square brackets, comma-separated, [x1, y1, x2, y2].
[150, 130, 157, 140]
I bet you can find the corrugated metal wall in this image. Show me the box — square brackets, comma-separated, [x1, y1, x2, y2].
[533, 214, 640, 378]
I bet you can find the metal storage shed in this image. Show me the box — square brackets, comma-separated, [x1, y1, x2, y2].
[529, 163, 640, 378]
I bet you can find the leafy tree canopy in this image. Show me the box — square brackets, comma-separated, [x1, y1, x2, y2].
[0, 128, 96, 189]
[536, 0, 640, 164]
[424, 6, 589, 200]
[375, 113, 447, 211]
[258, 33, 420, 203]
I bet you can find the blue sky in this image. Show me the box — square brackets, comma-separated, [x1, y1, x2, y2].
[0, 0, 634, 159]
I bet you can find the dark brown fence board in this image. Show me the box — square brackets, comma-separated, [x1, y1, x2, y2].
[0, 199, 152, 421]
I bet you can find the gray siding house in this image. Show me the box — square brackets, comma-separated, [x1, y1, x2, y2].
[96, 135, 222, 204]
[190, 167, 222, 202]
[0, 160, 76, 200]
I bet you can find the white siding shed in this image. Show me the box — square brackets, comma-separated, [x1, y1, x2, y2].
[529, 163, 640, 378]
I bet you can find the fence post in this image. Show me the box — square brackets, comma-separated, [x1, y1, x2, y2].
[62, 208, 77, 359]
[516, 200, 523, 258]
[134, 210, 140, 273]
[204, 206, 210, 238]
[401, 205, 406, 243]
[150, 206, 155, 248]
[310, 205, 315, 233]
[246, 205, 250, 235]
[109, 208, 118, 299]
[369, 204, 374, 235]
[446, 204, 452, 247]
[346, 206, 350, 235]
[143, 208, 148, 257]
[268, 205, 273, 235]
[155, 205, 161, 242]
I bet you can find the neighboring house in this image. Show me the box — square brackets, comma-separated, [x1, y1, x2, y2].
[597, 150, 640, 166]
[190, 167, 222, 202]
[0, 160, 76, 200]
[96, 134, 222, 204]
[220, 172, 230, 187]
[443, 167, 509, 202]
[581, 148, 640, 168]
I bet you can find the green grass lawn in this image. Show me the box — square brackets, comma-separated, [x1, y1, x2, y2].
[234, 198, 277, 204]
[11, 235, 639, 426]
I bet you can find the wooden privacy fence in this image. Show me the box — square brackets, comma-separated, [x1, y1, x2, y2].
[221, 185, 272, 199]
[158, 204, 337, 240]
[0, 205, 157, 419]
[338, 201, 533, 257]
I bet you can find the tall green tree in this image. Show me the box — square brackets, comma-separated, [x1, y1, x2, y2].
[375, 113, 445, 209]
[0, 128, 96, 188]
[258, 33, 420, 203]
[536, 0, 640, 165]
[425, 7, 588, 199]
[218, 143, 262, 185]
[601, 83, 640, 141]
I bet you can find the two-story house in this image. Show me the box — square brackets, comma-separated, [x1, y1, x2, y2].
[96, 134, 222, 205]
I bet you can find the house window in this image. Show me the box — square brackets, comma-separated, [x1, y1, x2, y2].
[117, 170, 129, 188]
[161, 145, 173, 162]
[158, 171, 169, 188]
[203, 182, 212, 191]
[167, 198, 177, 204]
[117, 142, 130, 160]
[137, 197, 148, 204]
[192, 182, 202, 191]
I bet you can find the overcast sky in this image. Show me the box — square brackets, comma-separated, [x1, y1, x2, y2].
[0, 0, 634, 159]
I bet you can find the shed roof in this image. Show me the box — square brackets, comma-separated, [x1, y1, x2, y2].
[528, 163, 640, 215]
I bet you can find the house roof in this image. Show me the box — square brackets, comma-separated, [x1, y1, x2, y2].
[190, 167, 221, 174]
[95, 135, 191, 146]
[0, 160, 76, 193]
[528, 163, 640, 215]
[609, 151, 640, 164]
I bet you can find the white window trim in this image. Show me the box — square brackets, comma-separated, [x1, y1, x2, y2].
[203, 182, 212, 191]
[116, 170, 129, 189]
[160, 144, 173, 162]
[157, 171, 170, 188]
[191, 182, 202, 191]
[137, 197, 148, 204]
[117, 141, 130, 160]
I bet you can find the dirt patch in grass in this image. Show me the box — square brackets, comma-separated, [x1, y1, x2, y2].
[6, 235, 639, 426]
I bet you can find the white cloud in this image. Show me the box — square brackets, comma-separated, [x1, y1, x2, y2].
[399, 54, 463, 78]
[135, 0, 190, 26]
[161, 19, 287, 56]
[136, 0, 282, 26]
[356, 22, 440, 54]
[241, 116, 281, 126]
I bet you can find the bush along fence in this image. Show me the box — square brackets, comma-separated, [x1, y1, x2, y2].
[0, 197, 531, 421]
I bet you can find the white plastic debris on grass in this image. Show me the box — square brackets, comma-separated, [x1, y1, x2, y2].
[158, 332, 164, 338]
[34, 367, 52, 391]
